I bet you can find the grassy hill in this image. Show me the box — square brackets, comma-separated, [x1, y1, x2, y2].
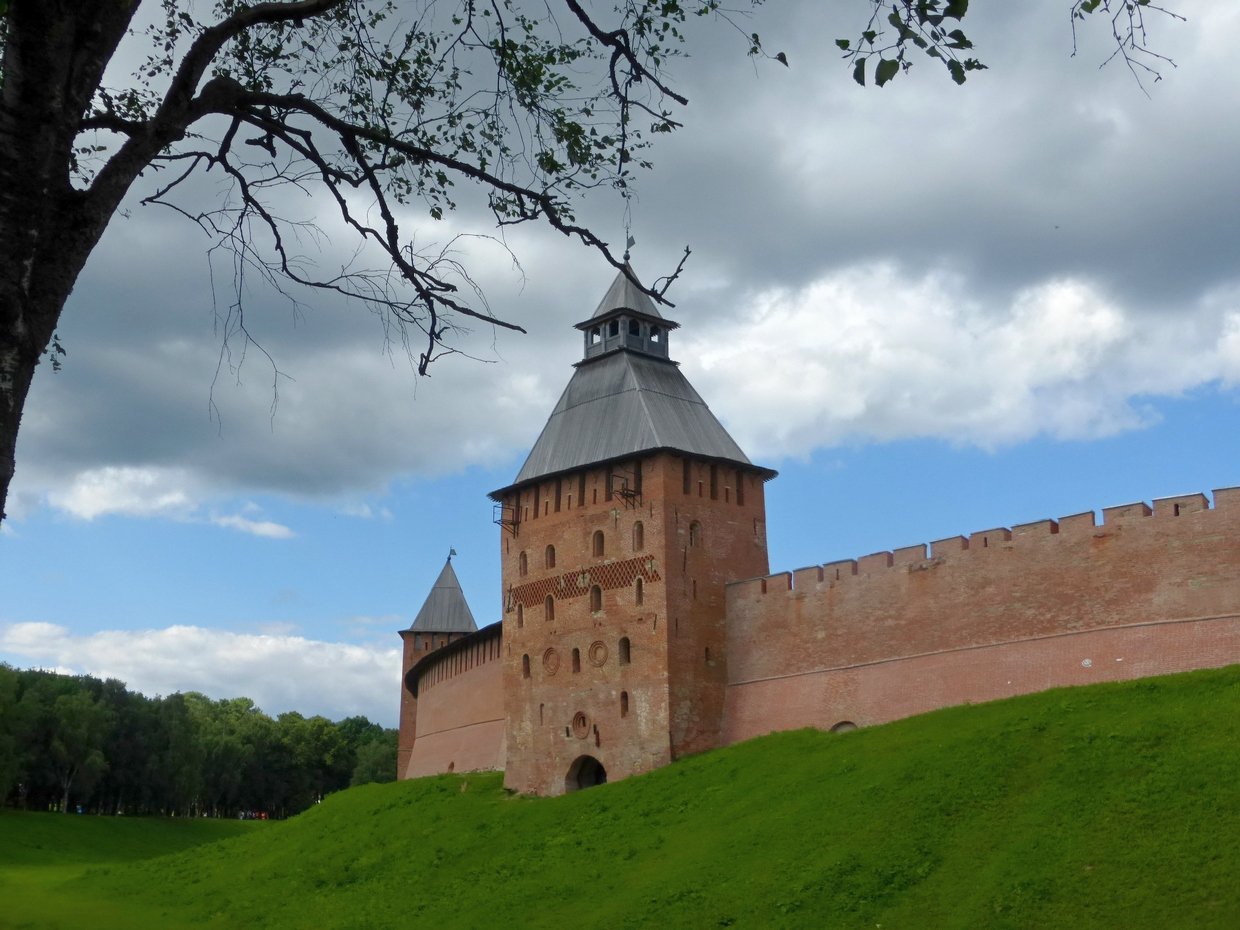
[4, 665, 1239, 930]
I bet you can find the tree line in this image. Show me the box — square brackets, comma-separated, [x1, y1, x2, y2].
[0, 665, 396, 817]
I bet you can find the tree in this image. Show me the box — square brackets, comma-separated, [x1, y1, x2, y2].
[0, 1, 1180, 525]
[49, 690, 114, 812]
[350, 729, 397, 786]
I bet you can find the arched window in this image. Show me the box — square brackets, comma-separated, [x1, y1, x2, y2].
[572, 648, 581, 673]
[518, 551, 528, 576]
[592, 530, 605, 557]
[590, 585, 602, 612]
[521, 654, 530, 679]
[620, 691, 629, 717]
[608, 319, 619, 337]
[635, 577, 644, 606]
[689, 521, 702, 546]
[545, 544, 556, 569]
[632, 521, 644, 551]
[618, 636, 631, 665]
[589, 327, 600, 345]
[628, 319, 640, 336]
[516, 604, 524, 629]
[545, 595, 555, 622]
[650, 326, 661, 344]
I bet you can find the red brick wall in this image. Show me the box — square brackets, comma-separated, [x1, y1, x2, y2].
[396, 631, 418, 777]
[498, 452, 772, 795]
[403, 629, 506, 778]
[660, 457, 769, 758]
[500, 457, 674, 795]
[724, 488, 1240, 742]
[397, 628, 473, 779]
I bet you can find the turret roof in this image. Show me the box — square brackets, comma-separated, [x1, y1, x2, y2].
[408, 557, 478, 633]
[585, 264, 668, 322]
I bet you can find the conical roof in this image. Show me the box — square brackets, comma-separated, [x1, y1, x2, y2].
[408, 557, 478, 633]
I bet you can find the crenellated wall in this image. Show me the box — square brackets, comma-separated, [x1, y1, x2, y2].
[402, 624, 506, 779]
[723, 489, 1240, 743]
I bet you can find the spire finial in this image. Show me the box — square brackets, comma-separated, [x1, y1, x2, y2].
[448, 547, 457, 562]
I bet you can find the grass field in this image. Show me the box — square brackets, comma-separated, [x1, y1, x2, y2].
[3, 665, 1239, 929]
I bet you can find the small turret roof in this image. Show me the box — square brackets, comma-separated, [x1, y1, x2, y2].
[408, 557, 478, 634]
[585, 265, 671, 324]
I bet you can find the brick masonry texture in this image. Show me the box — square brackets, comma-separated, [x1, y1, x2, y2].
[724, 489, 1240, 742]
[399, 469, 1240, 794]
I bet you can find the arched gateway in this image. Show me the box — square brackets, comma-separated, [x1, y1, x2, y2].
[565, 755, 607, 792]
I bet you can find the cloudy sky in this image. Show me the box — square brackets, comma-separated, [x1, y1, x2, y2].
[3, 1, 1238, 727]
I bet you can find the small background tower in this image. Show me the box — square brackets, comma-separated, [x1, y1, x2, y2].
[491, 266, 776, 795]
[396, 553, 478, 777]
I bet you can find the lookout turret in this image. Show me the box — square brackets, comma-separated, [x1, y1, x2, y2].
[576, 264, 678, 361]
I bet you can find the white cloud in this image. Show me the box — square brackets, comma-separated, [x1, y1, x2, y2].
[209, 513, 296, 539]
[47, 466, 196, 520]
[684, 264, 1240, 459]
[0, 622, 401, 726]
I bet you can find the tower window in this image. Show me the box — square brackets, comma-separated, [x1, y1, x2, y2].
[608, 319, 619, 337]
[545, 595, 555, 622]
[518, 551, 528, 577]
[620, 691, 629, 717]
[516, 604, 524, 629]
[522, 654, 530, 679]
[545, 544, 556, 569]
[633, 521, 644, 551]
[650, 326, 661, 344]
[689, 521, 702, 546]
[590, 585, 602, 612]
[593, 530, 605, 557]
[635, 577, 644, 606]
[618, 636, 631, 665]
[589, 327, 600, 345]
[572, 648, 581, 673]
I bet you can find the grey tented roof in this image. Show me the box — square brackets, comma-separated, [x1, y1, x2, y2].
[505, 349, 767, 489]
[588, 265, 666, 321]
[408, 558, 478, 633]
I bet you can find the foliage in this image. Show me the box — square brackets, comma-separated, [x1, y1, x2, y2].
[838, 0, 1182, 90]
[0, 666, 396, 817]
[4, 664, 1239, 929]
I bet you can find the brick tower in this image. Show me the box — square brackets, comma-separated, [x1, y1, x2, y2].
[492, 267, 776, 795]
[396, 554, 478, 777]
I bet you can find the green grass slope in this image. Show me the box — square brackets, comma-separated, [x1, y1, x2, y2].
[0, 814, 261, 930]
[5, 666, 1240, 930]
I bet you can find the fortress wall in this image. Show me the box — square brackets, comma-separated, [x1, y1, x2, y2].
[723, 489, 1240, 743]
[404, 632, 506, 778]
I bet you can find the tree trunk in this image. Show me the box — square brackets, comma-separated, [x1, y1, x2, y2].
[0, 1, 143, 524]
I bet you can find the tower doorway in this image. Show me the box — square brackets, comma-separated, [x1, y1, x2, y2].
[565, 755, 608, 792]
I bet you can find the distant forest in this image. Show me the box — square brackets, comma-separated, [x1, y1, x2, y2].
[0, 665, 397, 817]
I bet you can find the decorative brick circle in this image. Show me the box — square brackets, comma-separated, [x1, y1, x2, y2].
[571, 711, 590, 739]
[588, 641, 608, 667]
[543, 648, 560, 675]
